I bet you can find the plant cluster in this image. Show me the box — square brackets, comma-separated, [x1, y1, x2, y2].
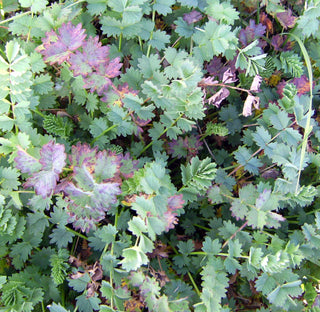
[0, 0, 320, 311]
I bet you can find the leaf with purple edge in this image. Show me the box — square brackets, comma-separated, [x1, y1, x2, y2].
[39, 22, 86, 65]
[276, 9, 297, 29]
[24, 170, 58, 198]
[69, 142, 98, 168]
[39, 141, 66, 175]
[15, 148, 42, 174]
[94, 150, 121, 181]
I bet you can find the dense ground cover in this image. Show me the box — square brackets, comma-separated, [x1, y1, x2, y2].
[0, 0, 320, 311]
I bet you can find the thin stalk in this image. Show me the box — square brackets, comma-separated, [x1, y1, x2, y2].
[32, 109, 46, 118]
[187, 271, 201, 297]
[284, 33, 313, 194]
[118, 32, 123, 52]
[222, 220, 248, 249]
[65, 227, 88, 240]
[91, 124, 118, 145]
[193, 224, 210, 231]
[0, 11, 32, 25]
[146, 7, 156, 57]
[190, 251, 249, 259]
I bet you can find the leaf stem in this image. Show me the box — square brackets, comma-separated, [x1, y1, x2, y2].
[90, 124, 118, 145]
[222, 220, 248, 249]
[65, 226, 88, 240]
[187, 271, 201, 297]
[284, 33, 313, 194]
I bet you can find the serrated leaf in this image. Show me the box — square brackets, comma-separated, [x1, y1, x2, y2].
[234, 146, 262, 175]
[68, 272, 91, 292]
[76, 294, 101, 312]
[48, 303, 71, 312]
[120, 246, 149, 271]
[49, 225, 74, 249]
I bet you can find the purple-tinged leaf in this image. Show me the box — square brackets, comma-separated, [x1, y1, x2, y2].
[242, 95, 260, 117]
[163, 211, 179, 231]
[95, 150, 121, 181]
[118, 153, 139, 179]
[163, 195, 185, 231]
[58, 22, 86, 51]
[56, 179, 91, 198]
[206, 56, 223, 77]
[69, 51, 93, 77]
[38, 22, 86, 64]
[103, 57, 122, 78]
[39, 141, 66, 175]
[222, 68, 237, 84]
[69, 36, 110, 76]
[208, 87, 230, 108]
[276, 9, 297, 29]
[15, 149, 41, 174]
[167, 194, 184, 211]
[183, 10, 203, 24]
[83, 73, 113, 95]
[167, 135, 203, 159]
[239, 20, 266, 46]
[73, 166, 95, 191]
[69, 142, 98, 168]
[93, 182, 121, 209]
[199, 76, 219, 86]
[250, 75, 262, 92]
[292, 75, 312, 96]
[24, 171, 58, 198]
[271, 34, 293, 51]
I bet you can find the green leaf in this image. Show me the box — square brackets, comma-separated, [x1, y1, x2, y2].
[202, 237, 221, 256]
[0, 115, 14, 131]
[76, 294, 101, 312]
[32, 74, 53, 95]
[193, 21, 238, 61]
[120, 246, 149, 271]
[205, 0, 239, 25]
[19, 0, 48, 12]
[48, 303, 71, 312]
[68, 272, 91, 292]
[128, 216, 148, 236]
[234, 146, 262, 175]
[49, 225, 74, 249]
[153, 0, 175, 15]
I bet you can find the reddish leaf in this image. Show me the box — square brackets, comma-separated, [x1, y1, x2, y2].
[183, 10, 203, 24]
[292, 75, 311, 95]
[38, 22, 86, 64]
[260, 12, 274, 34]
[239, 20, 266, 46]
[276, 9, 297, 29]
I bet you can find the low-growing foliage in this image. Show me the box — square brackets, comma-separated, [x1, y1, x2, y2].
[0, 0, 320, 311]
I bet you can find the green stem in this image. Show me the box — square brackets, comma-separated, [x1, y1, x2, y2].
[193, 224, 210, 231]
[138, 114, 183, 156]
[90, 124, 118, 145]
[65, 227, 88, 240]
[190, 251, 249, 259]
[32, 109, 46, 118]
[0, 11, 32, 25]
[187, 271, 201, 297]
[119, 33, 123, 52]
[284, 33, 313, 194]
[146, 8, 156, 57]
